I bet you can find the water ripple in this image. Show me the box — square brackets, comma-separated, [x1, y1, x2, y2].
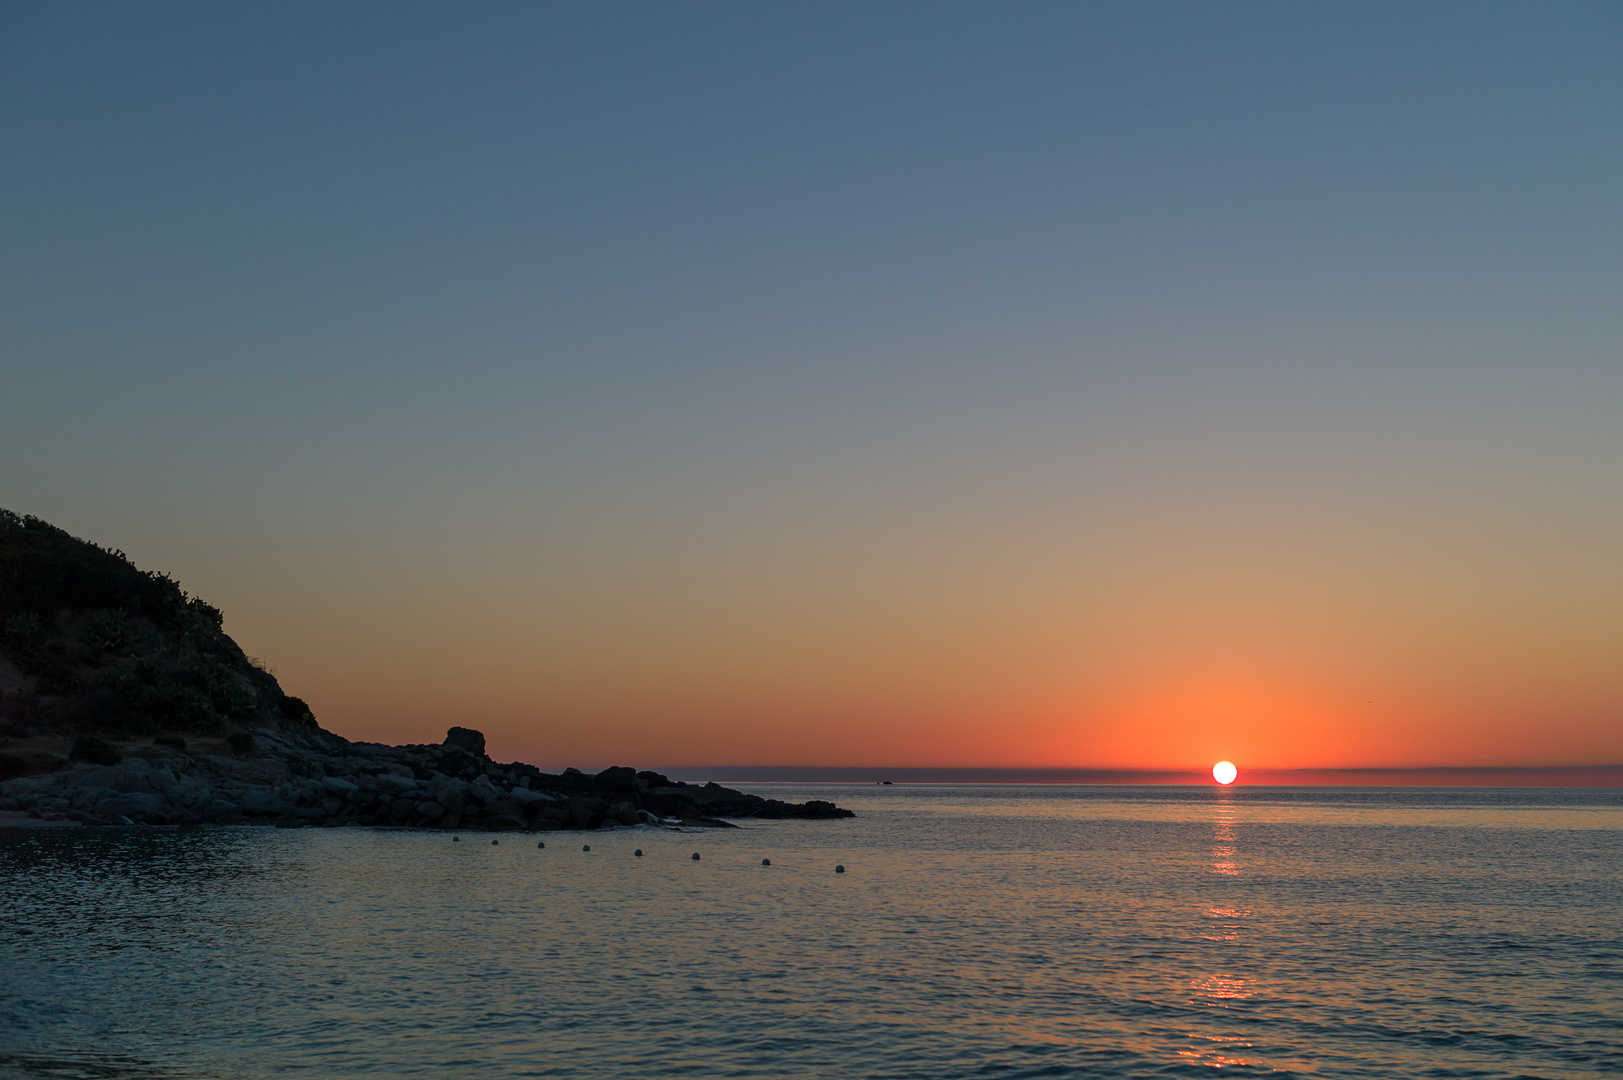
[2, 786, 1620, 1078]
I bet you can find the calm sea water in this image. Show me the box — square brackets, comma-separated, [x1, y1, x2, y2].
[2, 785, 1620, 1079]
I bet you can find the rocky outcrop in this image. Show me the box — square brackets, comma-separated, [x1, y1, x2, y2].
[0, 511, 854, 831]
[0, 725, 855, 830]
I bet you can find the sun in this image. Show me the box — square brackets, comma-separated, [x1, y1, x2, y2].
[1212, 761, 1238, 785]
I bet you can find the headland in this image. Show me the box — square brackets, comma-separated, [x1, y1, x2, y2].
[0, 510, 851, 829]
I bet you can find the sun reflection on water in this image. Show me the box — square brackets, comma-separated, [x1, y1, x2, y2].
[1210, 791, 1241, 876]
[1177, 788, 1262, 1068]
[1177, 1033, 1258, 1068]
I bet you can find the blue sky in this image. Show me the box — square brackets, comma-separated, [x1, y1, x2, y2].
[3, 2, 1620, 766]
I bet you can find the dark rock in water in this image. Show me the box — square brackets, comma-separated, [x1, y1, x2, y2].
[568, 795, 610, 830]
[442, 726, 486, 756]
[605, 800, 639, 827]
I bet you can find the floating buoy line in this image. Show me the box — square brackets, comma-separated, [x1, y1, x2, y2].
[454, 835, 845, 872]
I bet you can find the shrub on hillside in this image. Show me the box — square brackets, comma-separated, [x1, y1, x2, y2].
[69, 735, 121, 766]
[277, 694, 315, 725]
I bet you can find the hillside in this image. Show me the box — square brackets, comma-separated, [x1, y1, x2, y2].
[0, 510, 851, 829]
[0, 509, 319, 778]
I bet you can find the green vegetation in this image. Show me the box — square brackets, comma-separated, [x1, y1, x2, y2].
[0, 508, 316, 743]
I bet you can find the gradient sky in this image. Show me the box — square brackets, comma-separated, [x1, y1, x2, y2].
[3, 2, 1620, 770]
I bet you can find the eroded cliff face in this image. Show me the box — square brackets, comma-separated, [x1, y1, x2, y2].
[0, 725, 852, 829]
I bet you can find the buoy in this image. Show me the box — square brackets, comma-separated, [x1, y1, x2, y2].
[583, 844, 591, 852]
[537, 841, 545, 849]
[453, 836, 459, 842]
[692, 852, 701, 860]
[634, 849, 643, 856]
[835, 864, 845, 873]
[761, 858, 771, 866]
[491, 840, 499, 846]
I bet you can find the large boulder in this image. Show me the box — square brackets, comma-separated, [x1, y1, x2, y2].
[69, 786, 119, 812]
[594, 766, 639, 793]
[468, 773, 503, 805]
[98, 792, 171, 823]
[238, 789, 285, 814]
[374, 773, 420, 796]
[442, 727, 486, 756]
[568, 796, 609, 830]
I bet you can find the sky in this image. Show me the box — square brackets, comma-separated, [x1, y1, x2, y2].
[2, 2, 1620, 771]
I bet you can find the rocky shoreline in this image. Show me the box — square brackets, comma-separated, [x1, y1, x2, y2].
[0, 724, 853, 831]
[0, 513, 854, 832]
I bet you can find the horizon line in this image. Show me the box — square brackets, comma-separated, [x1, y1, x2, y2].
[641, 764, 1623, 787]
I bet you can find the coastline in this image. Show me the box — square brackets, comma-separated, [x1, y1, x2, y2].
[0, 725, 853, 831]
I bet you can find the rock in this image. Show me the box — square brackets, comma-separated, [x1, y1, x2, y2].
[238, 789, 284, 814]
[0, 709, 852, 835]
[374, 774, 420, 796]
[567, 796, 609, 830]
[98, 792, 170, 823]
[469, 773, 504, 804]
[69, 786, 120, 812]
[205, 800, 245, 824]
[431, 780, 468, 815]
[164, 781, 211, 809]
[442, 726, 486, 756]
[486, 796, 525, 821]
[594, 766, 639, 793]
[1, 774, 60, 799]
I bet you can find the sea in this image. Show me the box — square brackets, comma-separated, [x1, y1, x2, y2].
[2, 784, 1620, 1079]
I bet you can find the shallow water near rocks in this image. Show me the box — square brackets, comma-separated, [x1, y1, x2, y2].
[2, 785, 1621, 1079]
